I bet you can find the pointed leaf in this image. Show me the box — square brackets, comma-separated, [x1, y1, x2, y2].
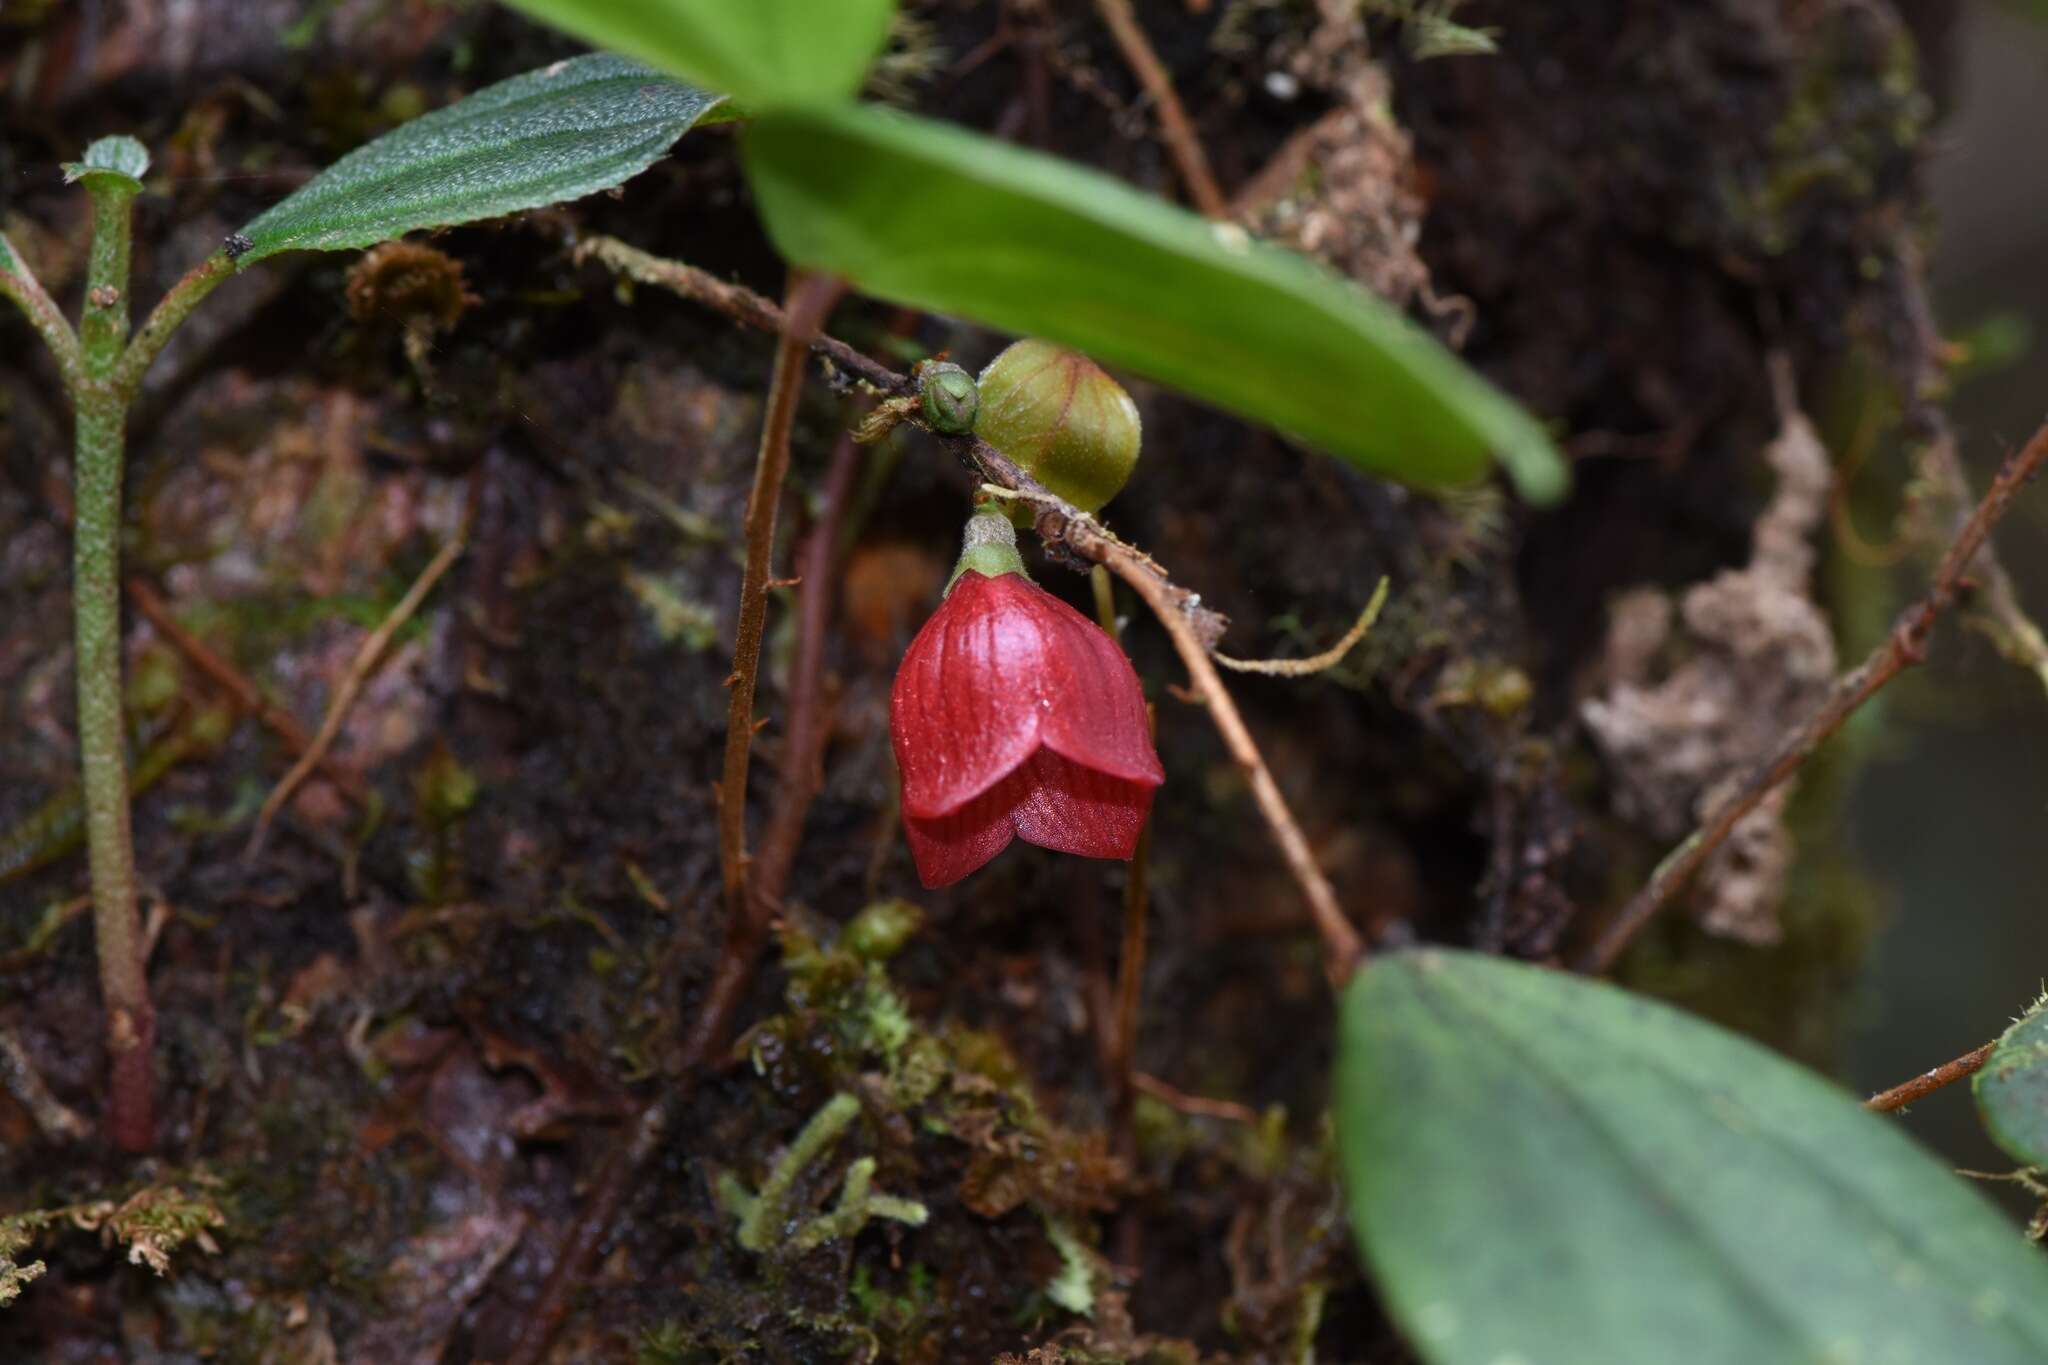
[234, 54, 723, 267]
[1976, 1007, 2048, 1166]
[743, 103, 1567, 503]
[1337, 949, 2048, 1365]
[500, 0, 894, 107]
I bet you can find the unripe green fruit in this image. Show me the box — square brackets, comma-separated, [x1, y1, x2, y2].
[919, 362, 979, 435]
[973, 340, 1141, 522]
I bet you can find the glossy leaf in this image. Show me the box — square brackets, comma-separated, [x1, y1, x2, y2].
[1976, 1007, 2048, 1166]
[500, 0, 893, 107]
[234, 54, 723, 267]
[743, 103, 1567, 503]
[63, 135, 149, 191]
[1336, 949, 2048, 1365]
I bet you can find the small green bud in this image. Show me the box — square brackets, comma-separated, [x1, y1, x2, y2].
[974, 340, 1141, 524]
[843, 898, 923, 962]
[919, 362, 979, 435]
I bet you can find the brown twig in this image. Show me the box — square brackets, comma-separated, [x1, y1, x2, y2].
[716, 273, 843, 923]
[1085, 521, 1363, 985]
[245, 531, 465, 857]
[1865, 1041, 1996, 1113]
[125, 576, 367, 806]
[1888, 233, 2048, 695]
[1133, 1071, 1259, 1124]
[1094, 570, 1154, 1171]
[1091, 0, 1230, 218]
[753, 432, 864, 904]
[0, 1027, 95, 1142]
[1582, 419, 2048, 972]
[575, 238, 899, 395]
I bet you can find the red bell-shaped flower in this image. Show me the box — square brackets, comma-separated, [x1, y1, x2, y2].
[891, 512, 1164, 889]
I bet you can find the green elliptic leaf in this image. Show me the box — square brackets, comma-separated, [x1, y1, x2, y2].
[233, 54, 723, 267]
[63, 135, 150, 191]
[1336, 949, 2048, 1365]
[500, 0, 894, 108]
[1975, 1006, 2048, 1166]
[743, 103, 1567, 503]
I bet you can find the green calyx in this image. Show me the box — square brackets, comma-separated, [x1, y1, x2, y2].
[974, 339, 1141, 528]
[919, 361, 979, 435]
[944, 510, 1030, 593]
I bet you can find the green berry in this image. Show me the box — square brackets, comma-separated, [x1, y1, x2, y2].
[973, 340, 1141, 521]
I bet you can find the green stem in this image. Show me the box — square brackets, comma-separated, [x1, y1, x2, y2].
[0, 233, 84, 392]
[75, 171, 155, 1153]
[110, 251, 233, 401]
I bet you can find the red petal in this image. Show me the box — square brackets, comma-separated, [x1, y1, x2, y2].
[1010, 747, 1155, 860]
[890, 572, 1051, 819]
[903, 787, 1018, 888]
[1020, 584, 1165, 789]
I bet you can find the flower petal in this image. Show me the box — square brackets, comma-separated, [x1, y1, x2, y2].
[903, 785, 1018, 888]
[1010, 747, 1155, 861]
[1026, 587, 1165, 788]
[890, 572, 1049, 818]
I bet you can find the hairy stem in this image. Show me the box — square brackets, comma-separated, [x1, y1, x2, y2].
[110, 251, 233, 401]
[0, 233, 84, 391]
[74, 167, 154, 1151]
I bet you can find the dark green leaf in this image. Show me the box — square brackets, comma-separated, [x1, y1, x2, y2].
[1337, 949, 2048, 1365]
[499, 0, 894, 107]
[63, 135, 149, 191]
[1976, 1006, 2048, 1166]
[743, 103, 1566, 503]
[234, 54, 723, 267]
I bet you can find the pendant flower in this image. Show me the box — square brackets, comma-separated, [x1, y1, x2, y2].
[891, 512, 1164, 889]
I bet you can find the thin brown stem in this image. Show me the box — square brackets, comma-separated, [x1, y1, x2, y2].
[1096, 528, 1362, 985]
[1091, 0, 1230, 218]
[1113, 780, 1152, 1139]
[1865, 1041, 1996, 1113]
[576, 238, 898, 394]
[0, 233, 83, 392]
[753, 432, 864, 907]
[717, 273, 843, 925]
[1133, 1071, 1258, 1124]
[245, 531, 465, 857]
[1581, 419, 2048, 972]
[126, 577, 367, 806]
